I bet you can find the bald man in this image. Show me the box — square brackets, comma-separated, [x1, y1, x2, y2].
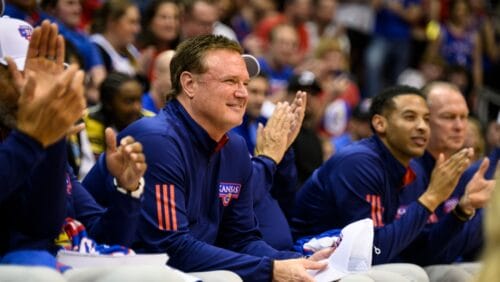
[399, 82, 497, 282]
[142, 50, 175, 113]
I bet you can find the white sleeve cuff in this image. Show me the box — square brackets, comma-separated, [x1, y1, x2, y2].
[113, 177, 145, 199]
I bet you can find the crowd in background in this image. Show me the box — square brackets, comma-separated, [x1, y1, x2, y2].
[4, 0, 500, 182]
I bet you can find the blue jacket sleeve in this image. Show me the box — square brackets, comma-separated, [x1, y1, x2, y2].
[134, 133, 299, 282]
[24, 139, 68, 238]
[251, 153, 295, 250]
[321, 153, 431, 264]
[74, 156, 142, 246]
[400, 212, 469, 264]
[399, 153, 497, 265]
[0, 130, 45, 203]
[271, 149, 299, 219]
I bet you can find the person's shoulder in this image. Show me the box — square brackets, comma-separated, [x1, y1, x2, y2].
[323, 139, 381, 169]
[141, 108, 156, 117]
[225, 131, 249, 152]
[337, 138, 378, 158]
[125, 113, 160, 130]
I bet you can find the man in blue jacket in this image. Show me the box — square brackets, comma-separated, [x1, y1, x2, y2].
[0, 15, 146, 248]
[0, 14, 150, 271]
[85, 34, 333, 282]
[0, 17, 208, 282]
[0, 18, 87, 256]
[291, 85, 474, 269]
[232, 73, 298, 251]
[398, 82, 496, 281]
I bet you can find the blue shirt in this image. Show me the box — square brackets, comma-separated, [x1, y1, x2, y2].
[141, 92, 160, 114]
[374, 0, 421, 40]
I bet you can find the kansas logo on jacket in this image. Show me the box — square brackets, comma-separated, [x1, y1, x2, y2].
[218, 182, 241, 206]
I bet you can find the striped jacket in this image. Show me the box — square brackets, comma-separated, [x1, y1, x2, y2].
[85, 99, 300, 282]
[290, 135, 431, 265]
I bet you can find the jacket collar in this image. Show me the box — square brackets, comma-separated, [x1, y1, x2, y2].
[168, 99, 228, 154]
[371, 135, 413, 188]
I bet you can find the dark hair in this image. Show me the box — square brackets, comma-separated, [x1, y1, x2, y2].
[369, 85, 425, 128]
[91, 0, 137, 34]
[136, 0, 179, 49]
[100, 72, 139, 109]
[40, 0, 57, 9]
[167, 34, 243, 102]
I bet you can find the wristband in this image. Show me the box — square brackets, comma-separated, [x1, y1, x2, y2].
[452, 204, 475, 222]
[114, 177, 145, 199]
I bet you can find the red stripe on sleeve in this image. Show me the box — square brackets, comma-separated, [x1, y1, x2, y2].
[376, 196, 384, 227]
[155, 184, 164, 230]
[367, 194, 375, 225]
[169, 184, 177, 231]
[163, 184, 171, 230]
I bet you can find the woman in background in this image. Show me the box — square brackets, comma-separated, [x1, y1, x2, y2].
[135, 0, 180, 80]
[90, 0, 142, 76]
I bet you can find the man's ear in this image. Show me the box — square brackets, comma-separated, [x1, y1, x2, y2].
[371, 114, 387, 134]
[180, 71, 195, 99]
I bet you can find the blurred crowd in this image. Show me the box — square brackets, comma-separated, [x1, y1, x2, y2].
[3, 0, 500, 182]
[2, 0, 500, 281]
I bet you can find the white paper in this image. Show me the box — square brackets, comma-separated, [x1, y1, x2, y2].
[313, 218, 374, 282]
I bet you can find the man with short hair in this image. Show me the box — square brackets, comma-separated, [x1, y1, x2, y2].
[399, 82, 496, 281]
[291, 85, 473, 281]
[142, 50, 175, 114]
[85, 34, 332, 281]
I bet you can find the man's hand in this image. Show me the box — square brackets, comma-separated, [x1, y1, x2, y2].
[458, 157, 496, 213]
[419, 148, 474, 211]
[309, 246, 335, 261]
[272, 257, 327, 282]
[254, 102, 293, 163]
[10, 20, 65, 92]
[287, 91, 307, 149]
[105, 128, 147, 191]
[7, 19, 85, 147]
[11, 59, 85, 147]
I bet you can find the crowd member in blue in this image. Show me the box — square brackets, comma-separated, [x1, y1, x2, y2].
[232, 73, 269, 154]
[0, 14, 145, 253]
[400, 82, 496, 282]
[232, 73, 298, 251]
[0, 19, 86, 257]
[85, 34, 333, 281]
[39, 0, 106, 105]
[0, 18, 83, 200]
[363, 0, 422, 98]
[142, 50, 175, 114]
[291, 85, 475, 275]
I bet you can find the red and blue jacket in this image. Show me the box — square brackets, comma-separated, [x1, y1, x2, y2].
[397, 148, 499, 265]
[290, 135, 432, 265]
[86, 99, 301, 281]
